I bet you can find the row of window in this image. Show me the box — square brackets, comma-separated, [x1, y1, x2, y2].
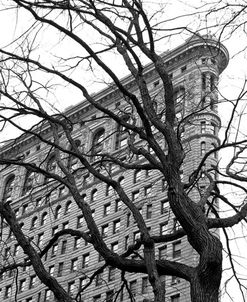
[200, 141, 217, 158]
[5, 278, 180, 302]
[10, 168, 157, 222]
[4, 198, 170, 259]
[3, 196, 173, 266]
[200, 121, 217, 135]
[13, 177, 165, 235]
[201, 72, 216, 92]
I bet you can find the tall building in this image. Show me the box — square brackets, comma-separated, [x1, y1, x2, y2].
[0, 35, 228, 302]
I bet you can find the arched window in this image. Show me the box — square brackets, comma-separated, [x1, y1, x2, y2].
[55, 205, 62, 219]
[41, 212, 47, 226]
[92, 129, 105, 159]
[31, 216, 38, 229]
[3, 175, 15, 202]
[64, 201, 72, 214]
[22, 170, 35, 196]
[91, 189, 98, 203]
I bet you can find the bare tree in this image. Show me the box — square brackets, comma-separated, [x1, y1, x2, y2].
[0, 1, 246, 302]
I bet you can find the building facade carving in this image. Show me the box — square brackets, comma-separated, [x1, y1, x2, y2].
[0, 35, 228, 302]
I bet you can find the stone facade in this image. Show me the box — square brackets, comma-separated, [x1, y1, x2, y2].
[0, 35, 228, 302]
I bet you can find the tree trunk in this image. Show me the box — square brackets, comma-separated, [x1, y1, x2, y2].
[190, 255, 222, 302]
[190, 276, 220, 302]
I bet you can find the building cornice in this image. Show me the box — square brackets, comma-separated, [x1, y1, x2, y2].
[0, 35, 229, 156]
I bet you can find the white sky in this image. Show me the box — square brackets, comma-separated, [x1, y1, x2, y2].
[0, 1, 247, 301]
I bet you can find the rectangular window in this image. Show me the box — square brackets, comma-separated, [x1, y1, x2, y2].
[49, 266, 54, 276]
[146, 169, 153, 178]
[106, 290, 114, 302]
[210, 74, 215, 91]
[125, 235, 129, 250]
[132, 190, 140, 201]
[95, 272, 103, 286]
[51, 244, 58, 257]
[5, 285, 12, 298]
[108, 267, 116, 281]
[115, 199, 122, 212]
[146, 204, 152, 219]
[37, 233, 44, 247]
[98, 252, 104, 262]
[29, 275, 36, 289]
[153, 80, 160, 87]
[68, 281, 75, 295]
[202, 73, 206, 90]
[101, 224, 108, 238]
[14, 208, 20, 217]
[171, 293, 180, 302]
[159, 245, 167, 259]
[111, 242, 118, 253]
[171, 276, 180, 285]
[161, 199, 169, 214]
[61, 240, 67, 254]
[44, 289, 51, 301]
[22, 204, 28, 215]
[133, 231, 140, 243]
[19, 279, 26, 292]
[103, 203, 111, 216]
[58, 186, 65, 197]
[133, 170, 142, 183]
[181, 65, 187, 73]
[160, 222, 168, 235]
[82, 253, 90, 268]
[126, 213, 131, 227]
[13, 244, 20, 256]
[36, 197, 42, 208]
[93, 295, 101, 302]
[142, 277, 148, 294]
[57, 262, 64, 277]
[113, 219, 120, 234]
[129, 280, 137, 296]
[74, 237, 81, 249]
[4, 247, 10, 259]
[201, 121, 206, 133]
[173, 241, 182, 258]
[71, 258, 78, 272]
[45, 193, 51, 204]
[64, 201, 72, 214]
[173, 218, 181, 231]
[211, 122, 217, 135]
[144, 185, 152, 197]
[79, 276, 87, 290]
[83, 173, 90, 187]
[77, 215, 84, 228]
[106, 184, 113, 196]
[62, 221, 69, 230]
[161, 178, 167, 191]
